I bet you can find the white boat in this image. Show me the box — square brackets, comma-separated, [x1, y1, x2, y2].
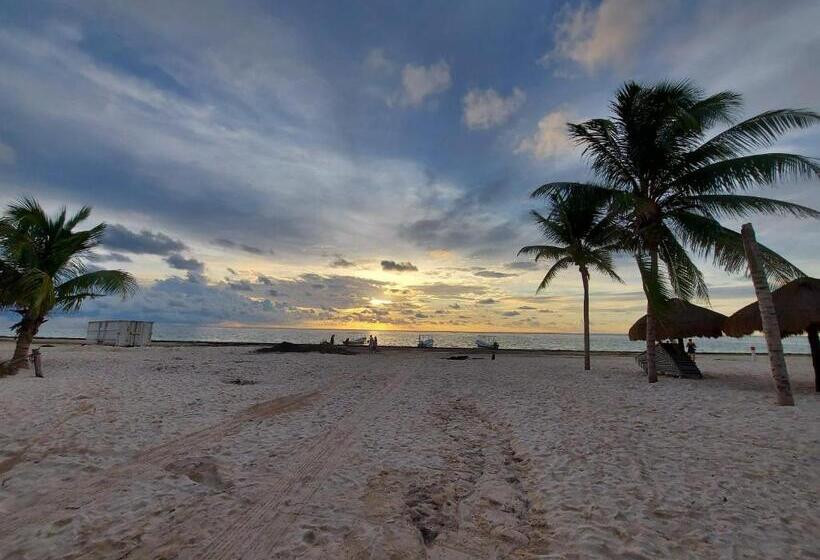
[476, 336, 499, 350]
[417, 335, 434, 348]
[342, 336, 367, 346]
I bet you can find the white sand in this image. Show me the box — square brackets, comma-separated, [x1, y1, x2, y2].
[0, 342, 818, 559]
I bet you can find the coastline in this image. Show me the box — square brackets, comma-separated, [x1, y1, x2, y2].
[6, 335, 797, 356]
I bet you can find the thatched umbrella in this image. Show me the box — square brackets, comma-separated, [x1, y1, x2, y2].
[724, 277, 820, 391]
[629, 299, 727, 343]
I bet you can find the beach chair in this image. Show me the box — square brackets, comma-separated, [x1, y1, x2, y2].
[635, 343, 702, 379]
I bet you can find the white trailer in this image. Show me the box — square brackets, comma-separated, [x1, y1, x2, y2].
[86, 321, 153, 347]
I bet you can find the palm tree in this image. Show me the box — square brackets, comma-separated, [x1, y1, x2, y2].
[519, 189, 623, 370]
[533, 80, 819, 382]
[0, 198, 137, 374]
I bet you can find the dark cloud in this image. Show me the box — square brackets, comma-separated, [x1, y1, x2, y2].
[229, 280, 254, 291]
[474, 270, 517, 278]
[518, 305, 537, 310]
[330, 257, 356, 268]
[477, 298, 498, 305]
[448, 303, 461, 309]
[501, 310, 520, 317]
[213, 238, 270, 255]
[103, 224, 187, 255]
[213, 238, 236, 248]
[257, 274, 273, 285]
[381, 260, 418, 272]
[505, 261, 538, 271]
[165, 253, 205, 273]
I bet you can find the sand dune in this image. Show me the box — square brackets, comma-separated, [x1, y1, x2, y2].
[0, 342, 817, 559]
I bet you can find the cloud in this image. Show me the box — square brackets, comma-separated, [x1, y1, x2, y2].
[212, 238, 270, 255]
[229, 280, 254, 291]
[0, 139, 16, 164]
[543, 0, 662, 72]
[477, 298, 498, 305]
[330, 257, 356, 268]
[462, 88, 525, 130]
[501, 310, 520, 317]
[103, 224, 187, 255]
[395, 60, 451, 107]
[364, 48, 395, 73]
[516, 110, 576, 159]
[409, 282, 487, 298]
[505, 261, 538, 271]
[59, 275, 292, 325]
[165, 253, 205, 274]
[474, 270, 517, 278]
[86, 251, 133, 263]
[381, 260, 418, 272]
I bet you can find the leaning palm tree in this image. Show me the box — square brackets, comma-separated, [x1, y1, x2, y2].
[0, 198, 136, 374]
[519, 189, 623, 370]
[533, 80, 819, 382]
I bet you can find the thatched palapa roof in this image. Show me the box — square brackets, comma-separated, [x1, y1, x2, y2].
[723, 277, 820, 337]
[628, 298, 727, 341]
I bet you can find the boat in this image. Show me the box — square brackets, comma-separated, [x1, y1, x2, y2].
[476, 336, 499, 350]
[417, 335, 434, 348]
[342, 336, 367, 346]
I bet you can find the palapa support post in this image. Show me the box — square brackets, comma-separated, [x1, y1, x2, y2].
[740, 223, 794, 406]
[808, 324, 819, 392]
[30, 348, 43, 378]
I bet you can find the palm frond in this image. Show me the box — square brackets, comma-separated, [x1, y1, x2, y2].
[536, 256, 573, 293]
[657, 225, 709, 301]
[675, 153, 820, 194]
[670, 211, 804, 286]
[517, 244, 568, 261]
[676, 194, 820, 219]
[698, 109, 820, 156]
[56, 270, 137, 311]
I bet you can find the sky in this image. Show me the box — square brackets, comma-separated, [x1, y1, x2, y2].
[0, 0, 818, 334]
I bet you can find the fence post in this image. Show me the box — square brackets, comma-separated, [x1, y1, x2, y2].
[31, 348, 43, 378]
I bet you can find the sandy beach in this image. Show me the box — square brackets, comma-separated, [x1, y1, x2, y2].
[0, 342, 818, 559]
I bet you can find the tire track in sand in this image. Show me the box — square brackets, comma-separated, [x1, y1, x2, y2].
[165, 359, 416, 560]
[0, 389, 323, 537]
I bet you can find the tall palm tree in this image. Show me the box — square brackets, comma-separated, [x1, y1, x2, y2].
[519, 189, 623, 370]
[0, 198, 137, 374]
[533, 80, 819, 382]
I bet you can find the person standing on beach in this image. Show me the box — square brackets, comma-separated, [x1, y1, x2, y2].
[330, 334, 335, 345]
[686, 339, 697, 362]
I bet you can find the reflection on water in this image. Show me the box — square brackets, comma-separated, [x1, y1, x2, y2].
[34, 322, 810, 354]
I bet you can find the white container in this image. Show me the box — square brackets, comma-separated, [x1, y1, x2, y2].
[86, 321, 153, 347]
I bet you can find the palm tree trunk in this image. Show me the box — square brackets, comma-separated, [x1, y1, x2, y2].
[807, 324, 819, 393]
[10, 315, 41, 373]
[740, 224, 794, 406]
[645, 249, 659, 383]
[581, 267, 590, 371]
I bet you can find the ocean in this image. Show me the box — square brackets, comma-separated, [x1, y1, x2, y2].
[31, 322, 811, 354]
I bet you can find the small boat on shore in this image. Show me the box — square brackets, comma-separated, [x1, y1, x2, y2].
[417, 335, 434, 348]
[476, 336, 499, 350]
